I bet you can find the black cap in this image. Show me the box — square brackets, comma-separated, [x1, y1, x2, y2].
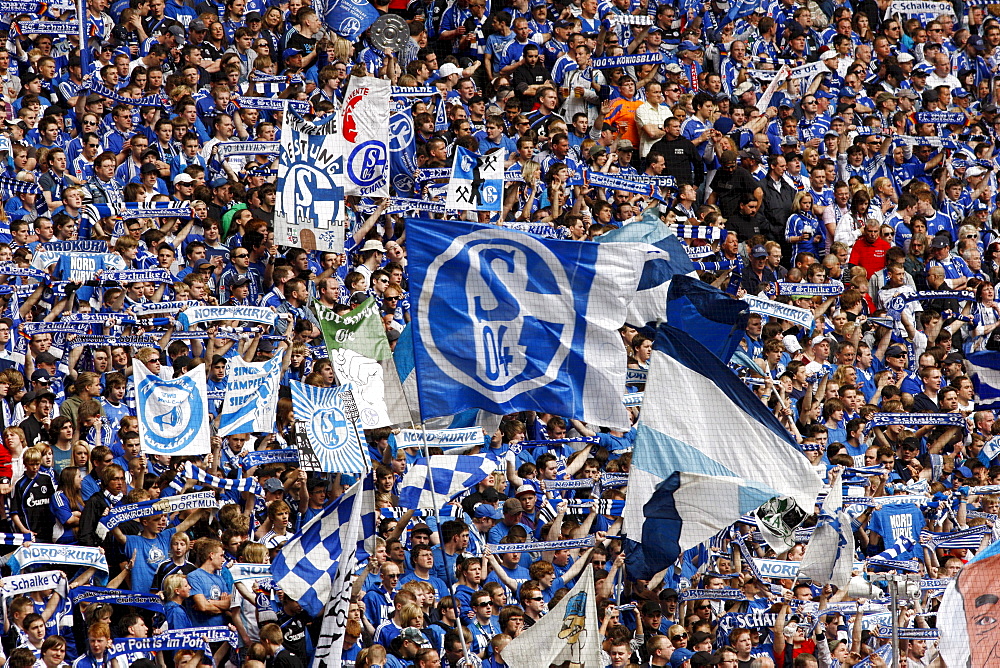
[691, 652, 721, 668]
[35, 352, 58, 365]
[230, 275, 252, 289]
[140, 162, 159, 175]
[885, 344, 908, 358]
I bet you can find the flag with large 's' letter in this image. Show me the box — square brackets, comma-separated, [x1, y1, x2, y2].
[406, 217, 662, 430]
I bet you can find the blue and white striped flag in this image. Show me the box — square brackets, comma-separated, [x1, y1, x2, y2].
[399, 454, 500, 509]
[622, 323, 821, 579]
[868, 533, 919, 570]
[272, 476, 375, 668]
[967, 351, 1000, 409]
[920, 526, 991, 550]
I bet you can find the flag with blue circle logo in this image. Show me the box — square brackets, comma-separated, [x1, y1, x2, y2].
[389, 101, 417, 198]
[407, 217, 662, 430]
[341, 76, 390, 198]
[274, 111, 346, 253]
[134, 362, 211, 457]
[217, 355, 283, 437]
[446, 146, 503, 212]
[290, 381, 367, 474]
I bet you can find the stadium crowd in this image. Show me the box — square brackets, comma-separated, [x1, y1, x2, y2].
[0, 0, 998, 667]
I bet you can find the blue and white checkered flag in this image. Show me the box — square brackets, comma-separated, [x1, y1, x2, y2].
[272, 475, 374, 615]
[399, 454, 499, 509]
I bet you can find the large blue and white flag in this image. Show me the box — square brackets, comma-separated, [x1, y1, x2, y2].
[399, 454, 499, 508]
[796, 469, 854, 588]
[446, 147, 503, 212]
[341, 76, 390, 198]
[389, 100, 417, 197]
[290, 381, 367, 475]
[272, 476, 375, 668]
[869, 533, 918, 564]
[134, 362, 211, 457]
[622, 323, 821, 579]
[218, 356, 282, 436]
[315, 0, 379, 41]
[666, 275, 749, 361]
[967, 351, 1000, 409]
[274, 112, 346, 253]
[596, 209, 695, 327]
[407, 217, 663, 430]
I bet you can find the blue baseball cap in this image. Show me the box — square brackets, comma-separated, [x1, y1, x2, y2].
[816, 90, 836, 99]
[671, 649, 696, 668]
[283, 47, 302, 60]
[954, 87, 971, 98]
[474, 504, 503, 520]
[679, 40, 702, 51]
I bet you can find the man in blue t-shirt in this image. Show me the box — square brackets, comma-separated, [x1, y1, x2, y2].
[112, 509, 206, 594]
[187, 539, 231, 626]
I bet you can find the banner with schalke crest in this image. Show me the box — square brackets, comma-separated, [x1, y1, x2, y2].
[217, 355, 283, 437]
[341, 76, 391, 198]
[446, 147, 503, 211]
[406, 217, 662, 430]
[289, 381, 367, 474]
[274, 112, 346, 253]
[389, 100, 417, 197]
[134, 363, 211, 457]
[316, 0, 379, 40]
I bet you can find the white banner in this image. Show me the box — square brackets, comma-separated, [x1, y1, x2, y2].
[397, 427, 483, 450]
[329, 349, 392, 429]
[218, 356, 283, 436]
[274, 113, 347, 253]
[789, 61, 827, 80]
[503, 567, 602, 668]
[134, 363, 211, 457]
[289, 381, 368, 474]
[340, 76, 390, 198]
[890, 0, 955, 14]
[742, 295, 814, 329]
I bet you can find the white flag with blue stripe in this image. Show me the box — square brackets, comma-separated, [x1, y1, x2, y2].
[622, 323, 821, 579]
[217, 355, 282, 436]
[399, 453, 499, 509]
[407, 217, 665, 430]
[797, 469, 854, 588]
[272, 476, 375, 668]
[134, 362, 211, 457]
[290, 381, 367, 474]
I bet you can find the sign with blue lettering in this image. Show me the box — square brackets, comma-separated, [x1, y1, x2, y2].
[218, 356, 283, 436]
[275, 112, 346, 253]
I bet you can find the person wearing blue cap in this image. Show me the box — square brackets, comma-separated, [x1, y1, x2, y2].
[670, 648, 696, 668]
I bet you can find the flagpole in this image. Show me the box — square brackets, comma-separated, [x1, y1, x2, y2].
[418, 422, 473, 665]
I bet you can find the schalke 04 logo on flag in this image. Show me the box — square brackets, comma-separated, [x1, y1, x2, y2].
[446, 147, 503, 211]
[408, 217, 654, 429]
[290, 381, 367, 474]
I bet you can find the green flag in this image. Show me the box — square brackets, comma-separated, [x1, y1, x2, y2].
[315, 297, 390, 361]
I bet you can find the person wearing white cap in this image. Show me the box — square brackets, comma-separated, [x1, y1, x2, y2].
[355, 239, 387, 285]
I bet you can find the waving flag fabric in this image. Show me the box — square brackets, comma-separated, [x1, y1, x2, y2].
[622, 323, 821, 579]
[399, 454, 499, 508]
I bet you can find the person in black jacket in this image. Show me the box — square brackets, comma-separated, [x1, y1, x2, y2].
[649, 117, 703, 186]
[758, 154, 797, 243]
